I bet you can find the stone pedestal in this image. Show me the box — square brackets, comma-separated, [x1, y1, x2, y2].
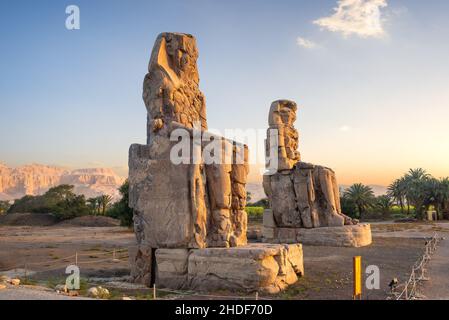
[263, 209, 372, 247]
[129, 243, 304, 294]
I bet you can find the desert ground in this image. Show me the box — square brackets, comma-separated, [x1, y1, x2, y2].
[1, 217, 448, 300]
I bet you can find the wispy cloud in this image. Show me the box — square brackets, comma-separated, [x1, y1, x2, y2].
[296, 36, 317, 49]
[314, 0, 388, 38]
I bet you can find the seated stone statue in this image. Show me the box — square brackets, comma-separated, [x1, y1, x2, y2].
[263, 100, 356, 228]
[129, 33, 248, 251]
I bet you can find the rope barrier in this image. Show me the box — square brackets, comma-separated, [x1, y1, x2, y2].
[391, 233, 439, 300]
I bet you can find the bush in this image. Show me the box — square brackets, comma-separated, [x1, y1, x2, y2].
[0, 201, 10, 215]
[8, 185, 90, 220]
[107, 180, 133, 227]
[247, 198, 269, 209]
[340, 197, 358, 219]
[245, 206, 264, 222]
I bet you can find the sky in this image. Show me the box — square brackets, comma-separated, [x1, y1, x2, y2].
[1, 0, 449, 185]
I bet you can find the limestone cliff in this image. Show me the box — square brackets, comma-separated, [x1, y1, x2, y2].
[0, 163, 125, 201]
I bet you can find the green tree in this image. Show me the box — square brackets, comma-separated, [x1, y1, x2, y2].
[107, 180, 133, 227]
[388, 178, 407, 214]
[8, 185, 89, 220]
[340, 195, 358, 219]
[375, 195, 393, 218]
[0, 201, 11, 214]
[403, 168, 431, 219]
[98, 195, 113, 215]
[437, 177, 449, 216]
[87, 197, 101, 215]
[343, 183, 375, 219]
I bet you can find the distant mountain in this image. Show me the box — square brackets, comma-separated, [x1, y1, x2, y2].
[246, 183, 388, 203]
[0, 163, 125, 202]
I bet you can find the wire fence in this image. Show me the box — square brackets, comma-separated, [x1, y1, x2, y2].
[389, 233, 439, 300]
[9, 248, 130, 278]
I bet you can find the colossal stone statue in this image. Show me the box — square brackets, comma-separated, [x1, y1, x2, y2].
[263, 100, 372, 247]
[129, 32, 247, 251]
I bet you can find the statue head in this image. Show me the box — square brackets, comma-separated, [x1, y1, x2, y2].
[149, 32, 200, 86]
[144, 32, 207, 143]
[268, 100, 298, 128]
[266, 100, 300, 171]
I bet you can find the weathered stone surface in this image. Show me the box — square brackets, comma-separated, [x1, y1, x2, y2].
[128, 245, 153, 286]
[188, 244, 303, 294]
[129, 32, 248, 249]
[264, 223, 372, 248]
[266, 100, 300, 171]
[129, 144, 205, 248]
[156, 249, 189, 289]
[143, 32, 207, 145]
[263, 100, 358, 230]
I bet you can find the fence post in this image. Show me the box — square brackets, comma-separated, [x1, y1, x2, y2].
[255, 292, 259, 301]
[75, 252, 78, 266]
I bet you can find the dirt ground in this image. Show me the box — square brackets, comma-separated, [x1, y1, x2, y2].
[0, 226, 135, 274]
[0, 221, 442, 300]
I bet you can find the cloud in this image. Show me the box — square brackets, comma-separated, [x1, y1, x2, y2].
[339, 125, 352, 132]
[314, 0, 388, 38]
[296, 36, 317, 49]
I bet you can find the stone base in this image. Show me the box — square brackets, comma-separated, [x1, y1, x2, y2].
[129, 243, 304, 294]
[263, 224, 372, 247]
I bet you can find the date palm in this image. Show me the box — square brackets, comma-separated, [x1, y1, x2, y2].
[375, 195, 393, 218]
[98, 195, 113, 215]
[388, 178, 407, 214]
[403, 168, 431, 218]
[343, 183, 375, 219]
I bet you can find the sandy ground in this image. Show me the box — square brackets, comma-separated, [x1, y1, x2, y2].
[1, 221, 447, 300]
[421, 239, 449, 300]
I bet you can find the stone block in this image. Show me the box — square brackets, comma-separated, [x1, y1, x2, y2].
[128, 245, 153, 286]
[264, 224, 372, 248]
[188, 244, 304, 294]
[155, 249, 190, 289]
[263, 209, 276, 228]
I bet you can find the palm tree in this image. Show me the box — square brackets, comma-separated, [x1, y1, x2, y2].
[343, 183, 375, 219]
[98, 195, 113, 215]
[438, 178, 449, 215]
[87, 197, 100, 215]
[375, 195, 393, 218]
[388, 178, 407, 214]
[403, 168, 431, 218]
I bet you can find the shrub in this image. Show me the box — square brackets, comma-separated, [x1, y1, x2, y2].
[107, 180, 133, 227]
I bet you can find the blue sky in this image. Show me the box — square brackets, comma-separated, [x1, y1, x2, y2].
[1, 0, 449, 184]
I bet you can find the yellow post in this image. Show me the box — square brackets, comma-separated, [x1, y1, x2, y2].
[353, 256, 362, 300]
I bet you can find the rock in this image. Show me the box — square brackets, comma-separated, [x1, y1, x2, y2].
[0, 284, 6, 290]
[155, 249, 189, 289]
[129, 32, 248, 250]
[87, 286, 110, 299]
[122, 296, 133, 300]
[87, 287, 99, 298]
[97, 287, 110, 298]
[0, 275, 9, 283]
[263, 100, 359, 230]
[128, 245, 153, 286]
[55, 284, 68, 293]
[188, 244, 303, 294]
[0, 164, 124, 203]
[264, 224, 372, 247]
[10, 279, 20, 286]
